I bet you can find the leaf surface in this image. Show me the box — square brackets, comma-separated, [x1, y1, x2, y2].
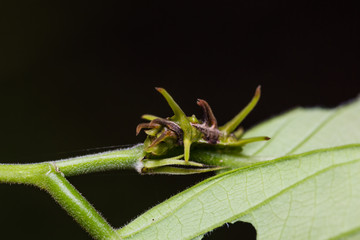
[116, 98, 360, 240]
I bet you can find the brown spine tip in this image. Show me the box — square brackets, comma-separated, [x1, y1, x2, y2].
[265, 136, 271, 140]
[136, 125, 142, 136]
[155, 87, 164, 92]
[196, 99, 218, 128]
[255, 85, 261, 97]
[136, 122, 161, 136]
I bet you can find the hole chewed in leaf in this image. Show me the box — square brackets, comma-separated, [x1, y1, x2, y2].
[203, 221, 256, 240]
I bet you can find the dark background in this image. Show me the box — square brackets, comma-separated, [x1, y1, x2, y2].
[0, 1, 358, 239]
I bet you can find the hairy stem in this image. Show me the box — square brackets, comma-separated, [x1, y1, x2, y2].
[0, 145, 146, 240]
[0, 163, 47, 184]
[0, 144, 145, 183]
[44, 164, 117, 240]
[54, 144, 145, 176]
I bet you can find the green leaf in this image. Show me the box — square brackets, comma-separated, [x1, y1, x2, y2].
[116, 98, 360, 240]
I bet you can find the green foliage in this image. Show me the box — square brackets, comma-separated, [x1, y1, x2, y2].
[117, 98, 360, 239]
[2, 90, 360, 240]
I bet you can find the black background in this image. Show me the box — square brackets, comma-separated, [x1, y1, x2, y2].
[0, 1, 358, 239]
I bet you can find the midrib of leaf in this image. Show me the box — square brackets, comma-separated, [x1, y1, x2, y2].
[330, 226, 360, 240]
[238, 155, 360, 240]
[235, 157, 360, 221]
[117, 144, 360, 239]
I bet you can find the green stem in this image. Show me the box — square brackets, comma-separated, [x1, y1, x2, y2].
[0, 162, 117, 239]
[54, 144, 145, 176]
[0, 145, 146, 240]
[0, 162, 49, 185]
[44, 165, 117, 240]
[0, 144, 145, 182]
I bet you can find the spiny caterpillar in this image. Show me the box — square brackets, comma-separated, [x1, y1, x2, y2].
[136, 86, 270, 167]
